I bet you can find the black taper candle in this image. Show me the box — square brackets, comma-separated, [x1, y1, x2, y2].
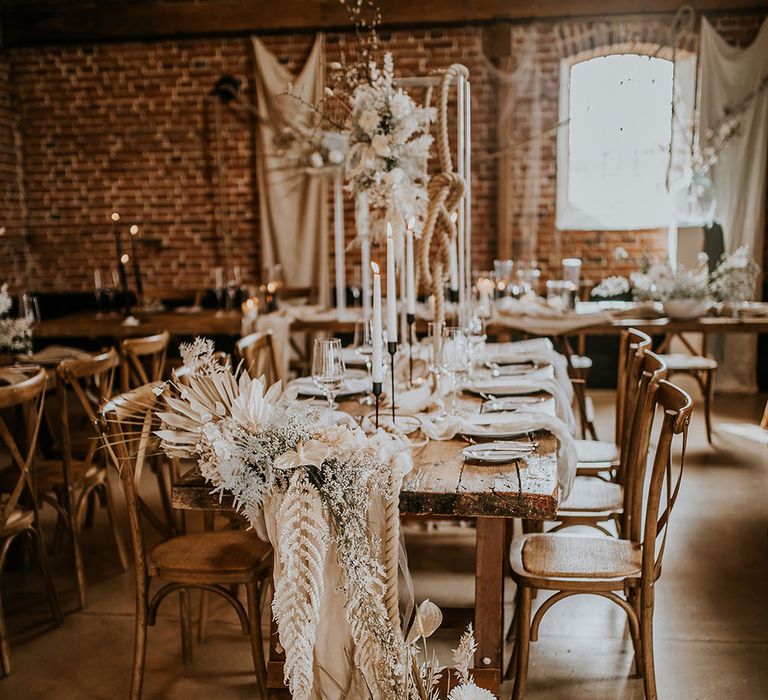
[111, 212, 130, 315]
[387, 341, 397, 423]
[129, 224, 144, 305]
[372, 381, 382, 430]
[406, 312, 415, 387]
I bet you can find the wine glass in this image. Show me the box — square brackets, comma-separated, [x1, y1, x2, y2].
[441, 326, 470, 417]
[93, 269, 106, 317]
[353, 320, 374, 405]
[106, 267, 120, 315]
[466, 312, 487, 378]
[311, 338, 346, 427]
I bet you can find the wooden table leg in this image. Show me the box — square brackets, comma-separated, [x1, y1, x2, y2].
[472, 516, 505, 694]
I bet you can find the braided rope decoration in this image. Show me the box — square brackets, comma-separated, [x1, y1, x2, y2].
[416, 64, 469, 326]
[383, 464, 404, 634]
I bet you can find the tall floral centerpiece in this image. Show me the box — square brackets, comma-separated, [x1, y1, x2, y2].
[345, 52, 435, 245]
[153, 338, 495, 699]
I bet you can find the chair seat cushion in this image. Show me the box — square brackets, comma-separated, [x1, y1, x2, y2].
[659, 353, 718, 371]
[575, 439, 619, 464]
[516, 533, 641, 579]
[569, 354, 593, 370]
[149, 531, 272, 581]
[33, 458, 103, 493]
[559, 476, 623, 513]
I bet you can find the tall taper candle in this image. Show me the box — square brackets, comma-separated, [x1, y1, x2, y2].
[405, 221, 416, 315]
[371, 262, 383, 383]
[361, 237, 371, 320]
[129, 224, 144, 303]
[111, 211, 130, 314]
[386, 223, 398, 344]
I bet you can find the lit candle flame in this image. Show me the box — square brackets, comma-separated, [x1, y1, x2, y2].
[111, 212, 120, 222]
[371, 261, 380, 274]
[450, 212, 458, 224]
[129, 225, 139, 235]
[120, 254, 130, 264]
[407, 217, 415, 230]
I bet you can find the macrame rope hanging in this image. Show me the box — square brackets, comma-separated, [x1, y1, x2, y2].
[416, 64, 468, 327]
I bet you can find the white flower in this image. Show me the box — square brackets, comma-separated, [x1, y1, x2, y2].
[230, 374, 282, 428]
[309, 151, 324, 169]
[592, 275, 630, 298]
[273, 440, 330, 471]
[327, 149, 344, 165]
[389, 91, 412, 120]
[371, 133, 391, 158]
[358, 109, 380, 134]
[383, 167, 404, 187]
[448, 682, 497, 700]
[405, 599, 443, 644]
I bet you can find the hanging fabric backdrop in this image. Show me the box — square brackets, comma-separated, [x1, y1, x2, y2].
[699, 17, 768, 392]
[252, 35, 329, 306]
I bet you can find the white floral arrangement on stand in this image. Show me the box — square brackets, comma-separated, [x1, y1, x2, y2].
[708, 245, 760, 303]
[155, 338, 496, 700]
[0, 283, 32, 353]
[345, 52, 435, 244]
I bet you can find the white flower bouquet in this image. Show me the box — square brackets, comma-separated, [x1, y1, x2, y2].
[0, 283, 32, 353]
[346, 52, 435, 242]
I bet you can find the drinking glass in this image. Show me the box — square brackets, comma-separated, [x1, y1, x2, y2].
[350, 265, 362, 308]
[18, 293, 40, 356]
[311, 338, 346, 427]
[441, 326, 470, 417]
[353, 319, 374, 405]
[106, 267, 120, 315]
[93, 269, 106, 317]
[466, 312, 487, 377]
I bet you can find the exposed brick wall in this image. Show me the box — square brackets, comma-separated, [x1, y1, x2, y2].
[0, 10, 765, 296]
[0, 53, 27, 286]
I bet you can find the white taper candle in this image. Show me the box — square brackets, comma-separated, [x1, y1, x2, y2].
[372, 262, 383, 383]
[406, 221, 416, 315]
[386, 223, 398, 344]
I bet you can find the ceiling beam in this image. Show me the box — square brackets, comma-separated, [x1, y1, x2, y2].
[2, 0, 765, 47]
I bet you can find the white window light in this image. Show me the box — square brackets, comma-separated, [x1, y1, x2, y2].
[556, 53, 677, 231]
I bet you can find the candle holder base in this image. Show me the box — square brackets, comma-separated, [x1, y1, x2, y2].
[387, 342, 397, 423]
[372, 381, 383, 430]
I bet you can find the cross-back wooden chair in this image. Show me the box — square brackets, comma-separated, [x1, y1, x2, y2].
[236, 330, 283, 385]
[575, 328, 653, 477]
[554, 350, 667, 536]
[508, 379, 693, 700]
[0, 369, 62, 675]
[46, 348, 127, 608]
[99, 383, 272, 700]
[656, 332, 717, 443]
[120, 331, 171, 391]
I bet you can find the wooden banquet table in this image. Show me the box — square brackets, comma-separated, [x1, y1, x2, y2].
[172, 393, 560, 695]
[35, 306, 768, 344]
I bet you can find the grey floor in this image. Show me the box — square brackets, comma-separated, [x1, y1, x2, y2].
[2, 382, 767, 699]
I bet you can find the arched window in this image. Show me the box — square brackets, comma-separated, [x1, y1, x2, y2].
[556, 53, 676, 231]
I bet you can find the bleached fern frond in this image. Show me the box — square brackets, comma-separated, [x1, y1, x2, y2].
[272, 471, 329, 700]
[451, 624, 478, 686]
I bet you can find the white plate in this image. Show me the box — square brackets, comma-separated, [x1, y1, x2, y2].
[462, 441, 535, 464]
[466, 381, 543, 397]
[461, 424, 528, 440]
[291, 376, 369, 398]
[364, 413, 421, 435]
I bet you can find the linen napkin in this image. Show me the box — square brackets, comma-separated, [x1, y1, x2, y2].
[467, 375, 576, 435]
[480, 338, 573, 402]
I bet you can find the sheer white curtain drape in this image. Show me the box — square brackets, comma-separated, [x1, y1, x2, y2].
[252, 35, 329, 305]
[699, 18, 768, 392]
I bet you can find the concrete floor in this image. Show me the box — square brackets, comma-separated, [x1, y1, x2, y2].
[2, 383, 767, 699]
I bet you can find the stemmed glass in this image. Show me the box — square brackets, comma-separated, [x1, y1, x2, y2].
[441, 326, 470, 417]
[353, 320, 374, 405]
[93, 269, 106, 318]
[311, 338, 346, 427]
[466, 312, 487, 378]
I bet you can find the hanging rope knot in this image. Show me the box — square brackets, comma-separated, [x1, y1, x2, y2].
[416, 64, 469, 325]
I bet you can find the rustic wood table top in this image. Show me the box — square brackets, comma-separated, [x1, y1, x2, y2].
[35, 305, 768, 342]
[171, 393, 560, 521]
